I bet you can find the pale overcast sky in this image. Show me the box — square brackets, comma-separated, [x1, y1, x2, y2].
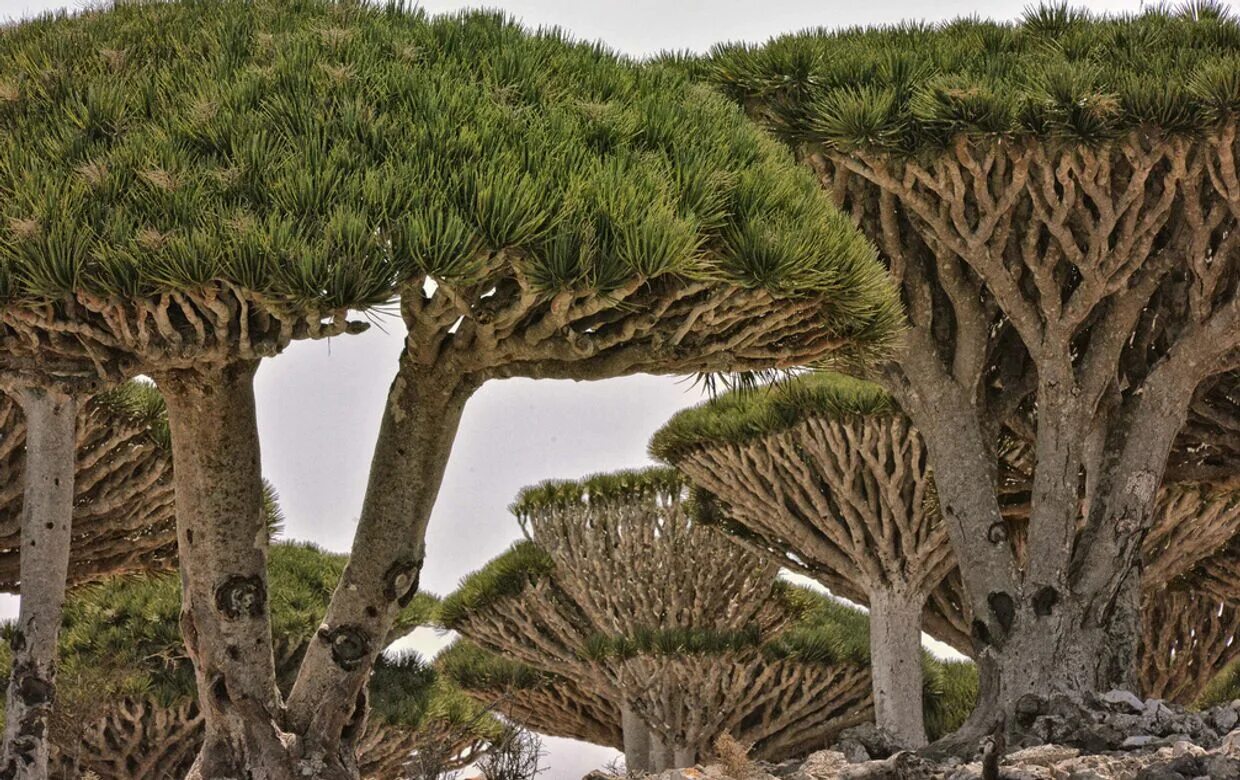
[0, 0, 1176, 776]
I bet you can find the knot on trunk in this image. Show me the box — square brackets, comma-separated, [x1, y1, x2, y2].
[383, 558, 421, 607]
[987, 522, 1008, 543]
[12, 668, 53, 707]
[318, 625, 371, 671]
[1033, 586, 1059, 617]
[988, 591, 1016, 634]
[214, 575, 267, 619]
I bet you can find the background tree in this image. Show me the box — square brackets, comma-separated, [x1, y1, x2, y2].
[654, 372, 953, 747]
[438, 467, 880, 771]
[0, 380, 175, 772]
[708, 6, 1240, 736]
[0, 541, 496, 780]
[0, 381, 175, 590]
[0, 2, 899, 772]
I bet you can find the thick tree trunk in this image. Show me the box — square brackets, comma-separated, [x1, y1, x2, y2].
[159, 363, 296, 779]
[673, 746, 697, 769]
[0, 389, 77, 780]
[621, 705, 651, 774]
[868, 588, 927, 748]
[650, 732, 674, 772]
[962, 572, 1141, 741]
[285, 360, 475, 766]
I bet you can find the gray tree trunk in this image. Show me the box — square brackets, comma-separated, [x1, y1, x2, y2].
[673, 746, 697, 769]
[621, 705, 651, 774]
[650, 732, 674, 772]
[0, 389, 77, 780]
[159, 363, 302, 780]
[284, 362, 475, 768]
[868, 588, 927, 748]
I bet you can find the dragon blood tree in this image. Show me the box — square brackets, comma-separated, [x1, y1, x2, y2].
[439, 470, 877, 772]
[709, 6, 1240, 736]
[0, 379, 176, 772]
[653, 372, 958, 747]
[0, 541, 495, 780]
[0, 381, 176, 591]
[515, 468, 873, 768]
[1, 2, 898, 773]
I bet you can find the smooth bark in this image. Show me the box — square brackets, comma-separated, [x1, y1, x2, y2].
[650, 732, 674, 772]
[621, 706, 651, 774]
[159, 362, 290, 779]
[868, 589, 927, 748]
[0, 388, 77, 780]
[673, 746, 697, 769]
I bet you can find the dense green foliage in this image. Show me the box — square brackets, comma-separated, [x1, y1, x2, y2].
[708, 4, 1240, 153]
[435, 640, 551, 694]
[0, 542, 437, 713]
[0, 0, 896, 358]
[650, 372, 894, 463]
[510, 466, 683, 516]
[437, 541, 556, 630]
[89, 379, 170, 447]
[923, 660, 978, 740]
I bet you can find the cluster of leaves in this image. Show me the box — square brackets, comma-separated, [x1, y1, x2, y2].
[707, 3, 1240, 153]
[436, 541, 556, 629]
[0, 0, 895, 358]
[650, 372, 895, 463]
[0, 542, 438, 713]
[435, 639, 551, 694]
[90, 379, 170, 448]
[509, 466, 684, 519]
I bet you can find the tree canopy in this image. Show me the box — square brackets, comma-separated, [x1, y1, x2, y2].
[0, 0, 900, 386]
[709, 4, 1240, 153]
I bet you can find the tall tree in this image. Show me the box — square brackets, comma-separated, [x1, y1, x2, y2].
[0, 541, 495, 780]
[0, 3, 898, 773]
[653, 372, 954, 747]
[0, 381, 176, 774]
[709, 6, 1240, 737]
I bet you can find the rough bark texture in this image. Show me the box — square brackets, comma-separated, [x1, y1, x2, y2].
[0, 388, 77, 780]
[804, 127, 1240, 738]
[158, 361, 290, 779]
[869, 589, 927, 748]
[0, 390, 175, 592]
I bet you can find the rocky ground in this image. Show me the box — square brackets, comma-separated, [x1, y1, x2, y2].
[585, 692, 1240, 779]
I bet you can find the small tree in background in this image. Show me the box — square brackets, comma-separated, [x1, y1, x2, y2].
[0, 2, 899, 771]
[654, 372, 952, 747]
[441, 469, 887, 771]
[0, 382, 175, 590]
[709, 6, 1240, 737]
[0, 541, 497, 780]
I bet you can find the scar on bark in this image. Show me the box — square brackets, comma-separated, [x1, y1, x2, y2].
[382, 558, 421, 607]
[988, 591, 1015, 634]
[1032, 586, 1059, 617]
[318, 625, 371, 671]
[214, 575, 266, 619]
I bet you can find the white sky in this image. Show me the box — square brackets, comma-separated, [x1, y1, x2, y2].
[0, 0, 1182, 776]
